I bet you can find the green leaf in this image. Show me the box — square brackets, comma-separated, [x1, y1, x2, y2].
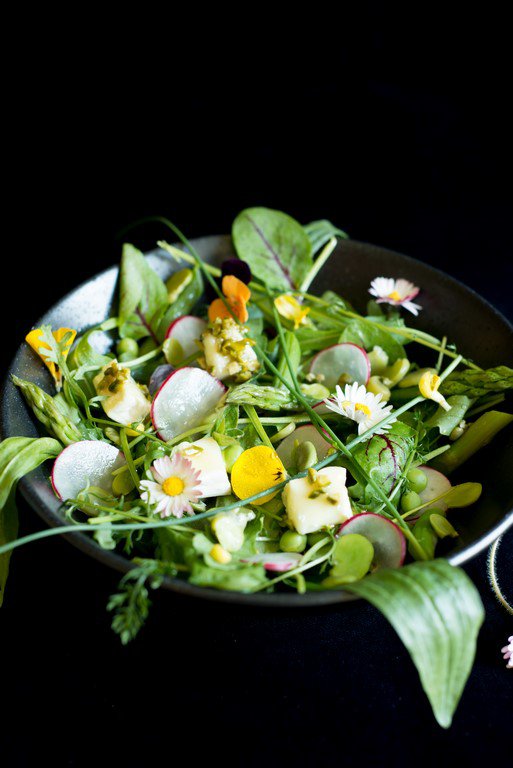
[303, 219, 348, 253]
[351, 422, 415, 502]
[0, 436, 62, 606]
[232, 207, 313, 292]
[344, 559, 484, 728]
[340, 317, 406, 363]
[189, 560, 267, 591]
[425, 395, 472, 436]
[67, 327, 113, 397]
[0, 436, 61, 508]
[118, 244, 169, 342]
[156, 266, 204, 341]
[295, 328, 341, 354]
[441, 365, 513, 397]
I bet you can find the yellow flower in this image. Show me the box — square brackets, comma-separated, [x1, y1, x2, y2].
[25, 327, 77, 390]
[274, 295, 310, 329]
[419, 371, 452, 412]
[230, 445, 286, 505]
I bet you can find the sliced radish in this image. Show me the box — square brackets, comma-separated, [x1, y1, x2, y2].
[309, 343, 370, 390]
[418, 466, 451, 512]
[51, 441, 126, 501]
[165, 315, 207, 362]
[242, 552, 302, 572]
[277, 424, 333, 468]
[338, 512, 406, 570]
[149, 364, 174, 396]
[151, 367, 226, 441]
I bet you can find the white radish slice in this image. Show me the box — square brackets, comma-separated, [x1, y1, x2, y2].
[277, 424, 332, 469]
[338, 512, 406, 570]
[165, 315, 207, 361]
[51, 441, 126, 501]
[242, 552, 302, 572]
[417, 465, 451, 512]
[309, 343, 371, 390]
[151, 367, 226, 441]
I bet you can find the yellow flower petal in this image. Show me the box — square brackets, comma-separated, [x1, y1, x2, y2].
[419, 371, 452, 412]
[231, 445, 286, 505]
[25, 327, 77, 388]
[274, 295, 310, 329]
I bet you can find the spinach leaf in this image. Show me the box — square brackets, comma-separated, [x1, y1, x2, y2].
[303, 219, 348, 253]
[441, 365, 513, 397]
[351, 422, 415, 502]
[344, 559, 484, 728]
[118, 243, 169, 342]
[0, 436, 62, 606]
[340, 317, 405, 363]
[232, 207, 313, 292]
[68, 327, 113, 397]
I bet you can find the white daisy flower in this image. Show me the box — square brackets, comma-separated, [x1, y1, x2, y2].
[323, 382, 397, 436]
[140, 453, 202, 519]
[502, 636, 513, 669]
[369, 277, 422, 315]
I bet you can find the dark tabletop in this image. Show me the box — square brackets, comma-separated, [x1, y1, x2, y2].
[2, 23, 512, 767]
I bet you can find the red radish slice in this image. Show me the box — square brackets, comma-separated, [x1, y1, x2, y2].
[309, 343, 371, 390]
[417, 465, 451, 512]
[151, 367, 226, 441]
[277, 424, 332, 468]
[338, 512, 406, 570]
[51, 441, 126, 501]
[242, 552, 302, 572]
[165, 315, 207, 361]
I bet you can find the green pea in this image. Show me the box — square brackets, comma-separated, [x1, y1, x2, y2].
[117, 338, 139, 357]
[223, 443, 244, 472]
[280, 530, 308, 553]
[294, 441, 318, 472]
[307, 531, 328, 547]
[400, 490, 422, 514]
[406, 468, 428, 493]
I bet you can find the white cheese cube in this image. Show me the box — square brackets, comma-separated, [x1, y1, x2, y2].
[282, 466, 352, 535]
[93, 363, 150, 426]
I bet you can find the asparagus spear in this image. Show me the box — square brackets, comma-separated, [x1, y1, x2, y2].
[441, 365, 513, 397]
[227, 382, 299, 411]
[431, 410, 513, 474]
[12, 375, 82, 445]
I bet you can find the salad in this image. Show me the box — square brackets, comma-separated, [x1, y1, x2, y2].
[1, 208, 512, 727]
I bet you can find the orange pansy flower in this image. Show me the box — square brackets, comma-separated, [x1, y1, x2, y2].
[208, 275, 251, 324]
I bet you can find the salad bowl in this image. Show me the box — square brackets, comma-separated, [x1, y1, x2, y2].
[2, 235, 513, 606]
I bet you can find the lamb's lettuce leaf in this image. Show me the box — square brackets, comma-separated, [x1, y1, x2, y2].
[344, 559, 484, 728]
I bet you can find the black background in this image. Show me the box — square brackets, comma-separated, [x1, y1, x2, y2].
[2, 18, 512, 767]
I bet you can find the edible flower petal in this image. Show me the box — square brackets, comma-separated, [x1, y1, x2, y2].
[140, 453, 202, 518]
[208, 275, 250, 323]
[419, 371, 452, 412]
[25, 327, 77, 390]
[274, 294, 310, 329]
[323, 382, 397, 435]
[230, 445, 286, 505]
[369, 277, 422, 315]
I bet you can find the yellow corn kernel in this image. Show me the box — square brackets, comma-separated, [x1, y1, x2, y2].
[210, 544, 232, 564]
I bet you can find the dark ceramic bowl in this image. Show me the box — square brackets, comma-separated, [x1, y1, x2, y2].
[2, 236, 513, 605]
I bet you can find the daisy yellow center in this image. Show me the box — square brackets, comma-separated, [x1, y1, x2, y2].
[162, 476, 185, 496]
[355, 403, 371, 416]
[388, 290, 402, 301]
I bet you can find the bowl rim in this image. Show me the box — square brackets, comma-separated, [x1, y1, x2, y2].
[2, 235, 513, 607]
